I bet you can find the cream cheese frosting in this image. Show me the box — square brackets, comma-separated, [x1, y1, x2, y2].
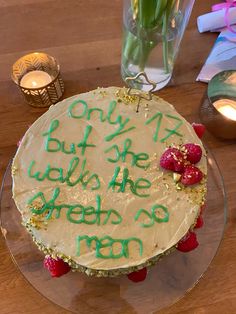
[12, 87, 207, 275]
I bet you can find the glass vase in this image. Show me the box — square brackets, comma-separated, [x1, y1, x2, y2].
[121, 0, 195, 91]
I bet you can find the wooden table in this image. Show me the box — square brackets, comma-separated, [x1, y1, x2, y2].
[0, 1, 235, 313]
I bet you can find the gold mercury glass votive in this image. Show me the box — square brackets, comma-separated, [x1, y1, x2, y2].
[200, 70, 236, 140]
[12, 52, 64, 108]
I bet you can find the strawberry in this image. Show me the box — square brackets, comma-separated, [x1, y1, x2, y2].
[160, 148, 185, 173]
[43, 256, 71, 277]
[176, 231, 199, 252]
[194, 215, 204, 229]
[181, 165, 203, 185]
[192, 123, 206, 139]
[182, 143, 202, 164]
[127, 267, 147, 282]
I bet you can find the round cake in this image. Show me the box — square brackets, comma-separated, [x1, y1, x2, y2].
[12, 87, 207, 277]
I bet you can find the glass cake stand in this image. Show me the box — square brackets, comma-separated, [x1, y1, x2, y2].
[0, 148, 227, 314]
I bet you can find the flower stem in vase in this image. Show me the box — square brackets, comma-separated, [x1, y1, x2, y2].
[162, 0, 176, 74]
[122, 0, 193, 90]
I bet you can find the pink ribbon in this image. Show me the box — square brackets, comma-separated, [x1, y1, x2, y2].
[212, 0, 236, 33]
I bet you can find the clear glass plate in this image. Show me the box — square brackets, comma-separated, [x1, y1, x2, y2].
[0, 148, 227, 314]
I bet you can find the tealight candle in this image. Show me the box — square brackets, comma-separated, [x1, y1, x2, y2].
[12, 52, 64, 108]
[200, 70, 236, 139]
[20, 70, 52, 89]
[213, 99, 236, 121]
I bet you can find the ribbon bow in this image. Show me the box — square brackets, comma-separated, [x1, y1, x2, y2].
[212, 0, 236, 33]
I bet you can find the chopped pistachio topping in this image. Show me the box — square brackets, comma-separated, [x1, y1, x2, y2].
[173, 173, 181, 183]
[115, 88, 138, 105]
[164, 183, 169, 190]
[11, 166, 17, 175]
[176, 183, 182, 191]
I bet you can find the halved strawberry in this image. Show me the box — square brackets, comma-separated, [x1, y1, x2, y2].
[127, 267, 147, 282]
[194, 215, 204, 229]
[177, 231, 199, 252]
[181, 165, 203, 185]
[182, 143, 202, 164]
[160, 148, 185, 173]
[43, 256, 71, 277]
[192, 123, 206, 139]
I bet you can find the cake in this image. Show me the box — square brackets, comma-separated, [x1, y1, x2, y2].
[12, 87, 207, 278]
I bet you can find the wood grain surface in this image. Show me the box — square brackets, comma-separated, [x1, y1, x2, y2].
[0, 1, 236, 313]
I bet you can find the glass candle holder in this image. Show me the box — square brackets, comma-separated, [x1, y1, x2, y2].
[200, 70, 236, 139]
[12, 52, 64, 108]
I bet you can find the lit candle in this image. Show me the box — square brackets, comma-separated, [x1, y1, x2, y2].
[12, 52, 64, 107]
[213, 99, 236, 121]
[20, 70, 52, 89]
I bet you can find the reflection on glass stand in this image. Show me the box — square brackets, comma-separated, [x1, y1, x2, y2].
[0, 150, 227, 314]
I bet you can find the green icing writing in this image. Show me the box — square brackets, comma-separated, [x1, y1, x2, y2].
[160, 114, 183, 142]
[28, 156, 100, 190]
[67, 99, 136, 141]
[145, 112, 183, 143]
[42, 119, 95, 156]
[145, 112, 163, 142]
[108, 166, 151, 198]
[68, 99, 88, 119]
[104, 138, 150, 169]
[42, 119, 61, 153]
[88, 107, 106, 122]
[28, 188, 122, 225]
[106, 101, 119, 125]
[134, 204, 169, 227]
[77, 125, 95, 155]
[67, 194, 122, 225]
[76, 235, 143, 259]
[105, 101, 136, 141]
